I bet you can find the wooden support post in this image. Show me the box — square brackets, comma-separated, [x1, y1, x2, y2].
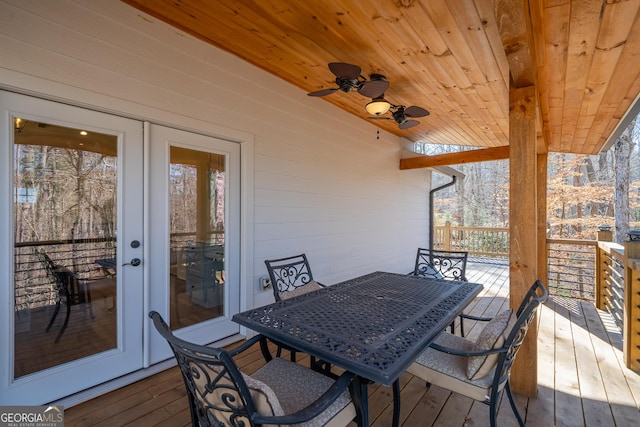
[509, 84, 538, 397]
[595, 244, 606, 310]
[443, 221, 452, 251]
[537, 153, 548, 288]
[595, 227, 613, 310]
[597, 229, 613, 242]
[623, 240, 640, 372]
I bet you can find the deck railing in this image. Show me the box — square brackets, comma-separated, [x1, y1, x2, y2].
[546, 238, 597, 301]
[434, 222, 509, 257]
[595, 241, 625, 331]
[434, 223, 596, 300]
[595, 233, 640, 372]
[435, 223, 640, 372]
[14, 232, 223, 314]
[14, 238, 117, 318]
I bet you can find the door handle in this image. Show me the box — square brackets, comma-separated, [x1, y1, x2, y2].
[123, 258, 141, 267]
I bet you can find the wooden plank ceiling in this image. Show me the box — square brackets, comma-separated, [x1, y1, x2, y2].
[122, 0, 640, 155]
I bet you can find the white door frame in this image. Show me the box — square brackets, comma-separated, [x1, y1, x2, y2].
[0, 87, 256, 405]
[0, 90, 144, 404]
[145, 123, 242, 366]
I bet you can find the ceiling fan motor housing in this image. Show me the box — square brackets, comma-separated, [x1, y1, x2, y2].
[392, 108, 407, 124]
[336, 77, 360, 92]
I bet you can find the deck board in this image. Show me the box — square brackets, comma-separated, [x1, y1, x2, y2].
[583, 299, 640, 426]
[553, 298, 585, 427]
[571, 298, 617, 426]
[63, 260, 640, 426]
[525, 288, 556, 427]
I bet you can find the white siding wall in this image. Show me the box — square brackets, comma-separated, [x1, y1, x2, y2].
[0, 0, 431, 307]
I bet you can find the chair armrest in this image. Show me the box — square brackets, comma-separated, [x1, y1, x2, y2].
[429, 342, 507, 357]
[228, 334, 300, 364]
[227, 334, 267, 357]
[251, 370, 356, 425]
[459, 313, 493, 322]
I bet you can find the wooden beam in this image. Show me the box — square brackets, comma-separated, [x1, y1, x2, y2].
[509, 84, 539, 397]
[493, 0, 537, 88]
[399, 146, 509, 170]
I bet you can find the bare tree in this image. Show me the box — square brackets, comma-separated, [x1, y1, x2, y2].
[614, 117, 638, 244]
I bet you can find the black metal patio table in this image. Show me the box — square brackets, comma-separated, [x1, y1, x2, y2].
[232, 271, 483, 426]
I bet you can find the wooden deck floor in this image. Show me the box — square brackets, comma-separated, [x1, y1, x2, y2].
[64, 260, 640, 426]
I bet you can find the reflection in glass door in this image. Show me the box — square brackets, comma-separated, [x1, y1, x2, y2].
[169, 146, 226, 329]
[13, 120, 118, 377]
[1, 90, 144, 404]
[147, 124, 239, 363]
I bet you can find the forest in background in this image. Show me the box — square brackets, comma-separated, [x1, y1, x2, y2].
[421, 118, 640, 244]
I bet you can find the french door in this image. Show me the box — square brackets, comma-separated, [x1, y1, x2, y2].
[146, 124, 240, 364]
[0, 92, 241, 404]
[0, 91, 144, 404]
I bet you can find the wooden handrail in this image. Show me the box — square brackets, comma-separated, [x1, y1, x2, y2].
[546, 238, 597, 246]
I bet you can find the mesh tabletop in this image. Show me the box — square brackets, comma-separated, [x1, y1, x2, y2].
[233, 271, 482, 385]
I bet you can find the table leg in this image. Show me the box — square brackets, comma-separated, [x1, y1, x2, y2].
[353, 378, 399, 427]
[392, 379, 400, 427]
[351, 376, 369, 427]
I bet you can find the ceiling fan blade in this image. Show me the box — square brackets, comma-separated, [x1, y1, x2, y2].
[399, 119, 420, 129]
[328, 62, 361, 79]
[307, 87, 339, 97]
[367, 116, 393, 120]
[358, 79, 389, 98]
[404, 106, 430, 118]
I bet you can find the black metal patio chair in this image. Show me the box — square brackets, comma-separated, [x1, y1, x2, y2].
[37, 251, 89, 343]
[265, 253, 324, 302]
[406, 280, 548, 427]
[412, 248, 470, 334]
[149, 311, 359, 427]
[264, 254, 331, 373]
[413, 247, 469, 281]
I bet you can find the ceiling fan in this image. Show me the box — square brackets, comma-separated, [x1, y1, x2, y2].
[307, 62, 389, 98]
[368, 102, 430, 129]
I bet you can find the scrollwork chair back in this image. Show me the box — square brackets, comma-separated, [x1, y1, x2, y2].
[149, 311, 256, 426]
[265, 254, 316, 301]
[414, 248, 469, 281]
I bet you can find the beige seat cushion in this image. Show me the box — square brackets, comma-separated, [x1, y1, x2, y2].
[193, 357, 354, 427]
[407, 332, 495, 402]
[279, 280, 323, 300]
[190, 361, 284, 425]
[467, 308, 513, 380]
[253, 357, 356, 427]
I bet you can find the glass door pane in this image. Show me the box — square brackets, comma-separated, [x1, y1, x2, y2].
[169, 146, 226, 329]
[2, 90, 144, 404]
[13, 119, 118, 377]
[147, 124, 239, 363]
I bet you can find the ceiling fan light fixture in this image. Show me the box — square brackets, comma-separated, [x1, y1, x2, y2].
[366, 98, 391, 116]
